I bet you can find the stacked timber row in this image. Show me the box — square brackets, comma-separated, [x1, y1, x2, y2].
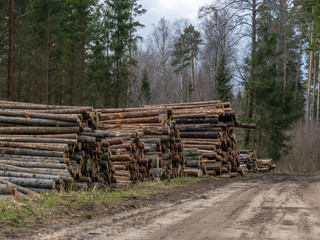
[257, 159, 275, 172]
[97, 106, 184, 184]
[239, 150, 258, 174]
[239, 150, 275, 174]
[0, 101, 107, 193]
[163, 100, 245, 178]
[94, 127, 149, 186]
[181, 148, 205, 177]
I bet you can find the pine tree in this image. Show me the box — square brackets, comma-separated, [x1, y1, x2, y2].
[172, 24, 202, 102]
[245, 2, 300, 161]
[104, 0, 146, 107]
[215, 54, 232, 102]
[139, 68, 150, 104]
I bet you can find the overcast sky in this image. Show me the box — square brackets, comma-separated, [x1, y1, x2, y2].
[137, 0, 212, 39]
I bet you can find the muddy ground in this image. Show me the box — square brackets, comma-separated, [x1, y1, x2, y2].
[2, 173, 320, 240]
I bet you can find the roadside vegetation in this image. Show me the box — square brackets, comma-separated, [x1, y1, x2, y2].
[0, 177, 203, 229]
[278, 122, 320, 173]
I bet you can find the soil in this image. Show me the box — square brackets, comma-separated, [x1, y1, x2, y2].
[1, 173, 320, 240]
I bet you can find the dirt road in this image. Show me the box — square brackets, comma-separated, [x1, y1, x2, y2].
[5, 174, 320, 240]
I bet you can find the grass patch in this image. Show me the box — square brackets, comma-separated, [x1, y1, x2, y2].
[0, 177, 203, 229]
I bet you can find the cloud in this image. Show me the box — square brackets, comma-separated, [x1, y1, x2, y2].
[138, 0, 211, 38]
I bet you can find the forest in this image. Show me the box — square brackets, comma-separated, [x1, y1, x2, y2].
[0, 0, 319, 170]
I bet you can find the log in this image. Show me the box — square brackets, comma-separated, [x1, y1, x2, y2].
[0, 136, 78, 145]
[0, 170, 65, 183]
[0, 126, 80, 134]
[182, 169, 203, 177]
[0, 163, 71, 176]
[185, 160, 200, 168]
[176, 123, 211, 132]
[175, 118, 219, 124]
[0, 116, 80, 127]
[0, 177, 55, 189]
[180, 132, 221, 139]
[0, 160, 67, 170]
[111, 154, 132, 162]
[0, 178, 37, 195]
[183, 144, 216, 151]
[0, 141, 68, 152]
[0, 185, 17, 196]
[0, 147, 66, 158]
[100, 109, 166, 120]
[100, 116, 163, 124]
[0, 109, 80, 122]
[0, 155, 70, 164]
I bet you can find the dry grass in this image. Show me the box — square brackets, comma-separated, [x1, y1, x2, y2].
[278, 121, 320, 173]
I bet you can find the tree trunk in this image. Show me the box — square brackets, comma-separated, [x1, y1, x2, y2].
[46, 8, 51, 105]
[245, 0, 257, 146]
[306, 9, 314, 122]
[317, 45, 320, 122]
[312, 51, 317, 120]
[295, 38, 302, 106]
[17, 45, 22, 101]
[80, 26, 85, 105]
[7, 0, 14, 101]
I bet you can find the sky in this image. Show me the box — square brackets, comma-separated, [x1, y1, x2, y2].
[137, 0, 212, 39]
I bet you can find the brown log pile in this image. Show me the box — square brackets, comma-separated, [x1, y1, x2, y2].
[165, 101, 244, 178]
[0, 100, 107, 194]
[96, 106, 184, 185]
[0, 100, 255, 193]
[239, 150, 275, 174]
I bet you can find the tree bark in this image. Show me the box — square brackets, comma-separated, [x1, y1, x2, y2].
[306, 9, 314, 122]
[317, 45, 320, 122]
[245, 0, 257, 146]
[295, 38, 302, 105]
[7, 0, 14, 101]
[46, 8, 51, 105]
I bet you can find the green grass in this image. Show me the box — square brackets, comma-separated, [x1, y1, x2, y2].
[0, 177, 203, 229]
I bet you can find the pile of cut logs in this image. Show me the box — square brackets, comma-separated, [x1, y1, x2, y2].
[239, 150, 275, 174]
[0, 100, 256, 196]
[239, 150, 258, 173]
[166, 101, 248, 178]
[96, 106, 184, 185]
[0, 100, 106, 194]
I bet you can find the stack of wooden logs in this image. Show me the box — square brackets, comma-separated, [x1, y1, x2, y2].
[166, 101, 244, 178]
[239, 150, 275, 174]
[0, 100, 255, 193]
[0, 100, 107, 193]
[239, 150, 258, 174]
[257, 159, 275, 172]
[96, 106, 184, 185]
[181, 148, 205, 177]
[94, 127, 148, 186]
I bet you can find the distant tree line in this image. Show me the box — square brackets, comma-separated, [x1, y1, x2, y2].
[1, 0, 320, 161]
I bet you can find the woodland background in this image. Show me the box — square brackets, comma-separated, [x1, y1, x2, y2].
[1, 0, 320, 170]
